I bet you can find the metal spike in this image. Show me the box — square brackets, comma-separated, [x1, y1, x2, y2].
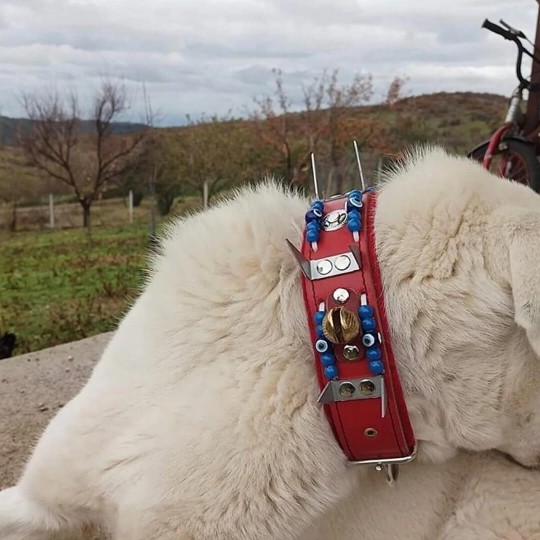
[348, 244, 362, 268]
[310, 153, 321, 200]
[381, 377, 386, 418]
[353, 140, 366, 192]
[317, 382, 335, 404]
[286, 239, 312, 280]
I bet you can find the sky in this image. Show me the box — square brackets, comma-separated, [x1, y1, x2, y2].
[0, 0, 538, 126]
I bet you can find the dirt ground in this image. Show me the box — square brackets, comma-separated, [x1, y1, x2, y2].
[0, 332, 113, 489]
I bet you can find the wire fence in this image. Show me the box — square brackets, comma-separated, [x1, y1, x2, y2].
[0, 153, 392, 233]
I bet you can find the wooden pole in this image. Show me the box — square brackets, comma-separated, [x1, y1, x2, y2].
[48, 193, 54, 228]
[128, 189, 133, 224]
[203, 180, 209, 210]
[524, 1, 540, 138]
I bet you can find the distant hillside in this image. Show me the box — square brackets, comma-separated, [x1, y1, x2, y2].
[378, 91, 510, 152]
[0, 116, 147, 146]
[155, 91, 511, 157]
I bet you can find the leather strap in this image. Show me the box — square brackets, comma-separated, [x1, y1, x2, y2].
[299, 191, 416, 462]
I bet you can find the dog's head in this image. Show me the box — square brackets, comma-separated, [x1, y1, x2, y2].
[376, 147, 540, 469]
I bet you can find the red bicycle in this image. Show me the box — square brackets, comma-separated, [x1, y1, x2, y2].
[468, 18, 540, 191]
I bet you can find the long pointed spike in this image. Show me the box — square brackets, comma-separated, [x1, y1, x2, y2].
[353, 140, 366, 191]
[286, 239, 312, 280]
[310, 153, 320, 200]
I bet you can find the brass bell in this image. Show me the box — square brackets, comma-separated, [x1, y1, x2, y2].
[322, 307, 360, 344]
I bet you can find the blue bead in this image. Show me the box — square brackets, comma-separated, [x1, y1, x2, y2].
[366, 347, 382, 361]
[315, 339, 329, 353]
[316, 324, 324, 337]
[347, 210, 361, 221]
[305, 209, 321, 223]
[311, 200, 324, 212]
[321, 353, 335, 367]
[347, 197, 363, 209]
[361, 317, 377, 332]
[314, 311, 325, 324]
[349, 189, 362, 199]
[306, 221, 319, 232]
[306, 230, 319, 242]
[348, 220, 361, 232]
[358, 305, 373, 318]
[362, 333, 376, 347]
[324, 365, 338, 379]
[369, 360, 384, 375]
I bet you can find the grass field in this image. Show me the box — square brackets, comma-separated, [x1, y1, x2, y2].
[0, 224, 155, 355]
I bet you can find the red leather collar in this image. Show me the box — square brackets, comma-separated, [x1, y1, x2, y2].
[289, 190, 416, 473]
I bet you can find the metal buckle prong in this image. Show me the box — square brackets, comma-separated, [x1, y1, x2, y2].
[347, 445, 418, 486]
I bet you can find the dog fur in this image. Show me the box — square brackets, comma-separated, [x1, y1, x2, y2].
[1, 147, 540, 540]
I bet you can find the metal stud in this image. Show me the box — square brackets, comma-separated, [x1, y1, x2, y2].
[339, 382, 356, 398]
[359, 379, 376, 395]
[335, 255, 351, 271]
[332, 288, 350, 304]
[343, 345, 360, 361]
[316, 260, 333, 275]
[364, 427, 378, 438]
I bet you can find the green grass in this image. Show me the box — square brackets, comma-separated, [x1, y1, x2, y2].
[0, 225, 155, 355]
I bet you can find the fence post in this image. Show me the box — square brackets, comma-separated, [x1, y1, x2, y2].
[128, 190, 134, 224]
[203, 180, 209, 210]
[48, 193, 55, 228]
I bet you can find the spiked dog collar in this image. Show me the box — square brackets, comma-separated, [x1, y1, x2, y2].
[288, 188, 416, 482]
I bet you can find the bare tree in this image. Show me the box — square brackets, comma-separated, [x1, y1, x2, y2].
[250, 69, 329, 185]
[385, 76, 408, 107]
[250, 69, 377, 190]
[19, 80, 151, 228]
[171, 113, 252, 208]
[323, 69, 374, 193]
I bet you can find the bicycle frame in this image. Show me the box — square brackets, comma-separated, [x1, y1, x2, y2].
[469, 16, 540, 178]
[481, 86, 525, 175]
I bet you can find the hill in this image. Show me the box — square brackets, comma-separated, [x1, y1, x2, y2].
[0, 90, 513, 215]
[0, 116, 147, 147]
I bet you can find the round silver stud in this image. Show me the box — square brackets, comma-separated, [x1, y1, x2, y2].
[316, 259, 333, 275]
[339, 382, 356, 398]
[333, 288, 350, 303]
[359, 379, 376, 395]
[364, 428, 378, 438]
[321, 209, 347, 231]
[335, 255, 351, 271]
[343, 345, 360, 361]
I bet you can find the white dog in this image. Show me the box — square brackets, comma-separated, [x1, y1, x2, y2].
[1, 147, 540, 540]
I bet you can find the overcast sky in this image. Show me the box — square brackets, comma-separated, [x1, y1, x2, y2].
[0, 0, 538, 125]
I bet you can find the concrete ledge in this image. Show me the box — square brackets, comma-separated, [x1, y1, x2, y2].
[0, 332, 113, 489]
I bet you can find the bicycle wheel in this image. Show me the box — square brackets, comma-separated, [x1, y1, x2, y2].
[469, 138, 540, 193]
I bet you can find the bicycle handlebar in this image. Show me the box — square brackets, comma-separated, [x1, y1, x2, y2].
[499, 19, 527, 39]
[482, 19, 514, 40]
[482, 18, 531, 89]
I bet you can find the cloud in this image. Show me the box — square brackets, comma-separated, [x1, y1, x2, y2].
[0, 0, 537, 125]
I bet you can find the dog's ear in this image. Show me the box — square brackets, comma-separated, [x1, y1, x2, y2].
[499, 207, 540, 356]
